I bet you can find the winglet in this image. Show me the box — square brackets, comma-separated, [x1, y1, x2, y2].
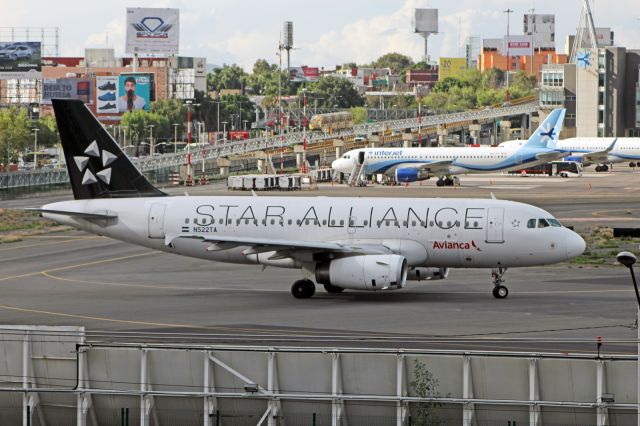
[490, 192, 497, 200]
[606, 138, 618, 151]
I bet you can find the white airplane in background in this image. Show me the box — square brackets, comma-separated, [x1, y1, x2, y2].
[331, 109, 566, 186]
[33, 100, 585, 300]
[499, 137, 640, 172]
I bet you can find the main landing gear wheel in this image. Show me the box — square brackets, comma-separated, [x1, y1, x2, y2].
[491, 267, 509, 299]
[291, 279, 316, 299]
[595, 165, 609, 172]
[492, 285, 509, 299]
[436, 177, 454, 187]
[323, 283, 345, 293]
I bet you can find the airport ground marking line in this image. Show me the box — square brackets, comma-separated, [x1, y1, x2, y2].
[41, 272, 286, 292]
[0, 251, 154, 282]
[0, 236, 103, 253]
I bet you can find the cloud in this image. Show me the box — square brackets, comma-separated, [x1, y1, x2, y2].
[296, 0, 429, 67]
[84, 18, 127, 57]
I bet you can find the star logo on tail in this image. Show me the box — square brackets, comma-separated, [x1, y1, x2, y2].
[73, 140, 117, 186]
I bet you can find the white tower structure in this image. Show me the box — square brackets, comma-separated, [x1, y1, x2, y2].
[282, 21, 293, 71]
[414, 9, 438, 62]
[570, 0, 598, 61]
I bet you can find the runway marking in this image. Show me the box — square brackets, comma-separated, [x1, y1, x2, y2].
[41, 272, 285, 293]
[0, 236, 103, 253]
[0, 251, 154, 282]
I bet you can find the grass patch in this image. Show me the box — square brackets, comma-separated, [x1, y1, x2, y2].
[0, 208, 57, 232]
[568, 226, 640, 266]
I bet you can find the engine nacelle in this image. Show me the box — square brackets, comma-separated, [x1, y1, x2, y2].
[407, 267, 449, 281]
[395, 168, 429, 183]
[315, 255, 408, 291]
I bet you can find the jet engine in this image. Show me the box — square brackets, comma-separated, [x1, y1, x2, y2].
[315, 255, 407, 290]
[395, 168, 429, 183]
[407, 267, 449, 281]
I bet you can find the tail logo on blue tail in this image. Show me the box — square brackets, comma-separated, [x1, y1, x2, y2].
[540, 126, 556, 142]
[73, 140, 116, 186]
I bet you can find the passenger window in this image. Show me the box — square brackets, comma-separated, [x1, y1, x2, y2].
[527, 219, 537, 228]
[219, 219, 223, 224]
[538, 219, 550, 228]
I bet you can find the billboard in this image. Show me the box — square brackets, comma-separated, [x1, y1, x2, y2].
[126, 8, 179, 54]
[289, 66, 319, 83]
[118, 74, 151, 112]
[96, 76, 119, 113]
[0, 41, 41, 79]
[439, 57, 467, 80]
[501, 35, 534, 56]
[42, 78, 93, 105]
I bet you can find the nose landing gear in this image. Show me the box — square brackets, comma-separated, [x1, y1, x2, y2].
[491, 267, 509, 299]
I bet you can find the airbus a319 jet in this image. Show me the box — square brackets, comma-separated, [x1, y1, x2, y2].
[34, 100, 585, 299]
[332, 108, 566, 186]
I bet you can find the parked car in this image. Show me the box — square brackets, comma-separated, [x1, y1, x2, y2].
[0, 45, 32, 61]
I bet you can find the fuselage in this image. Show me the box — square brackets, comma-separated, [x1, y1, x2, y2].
[43, 196, 585, 270]
[500, 137, 640, 164]
[331, 145, 556, 176]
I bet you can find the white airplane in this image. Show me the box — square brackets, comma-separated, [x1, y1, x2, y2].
[33, 100, 585, 300]
[331, 108, 566, 186]
[500, 137, 640, 172]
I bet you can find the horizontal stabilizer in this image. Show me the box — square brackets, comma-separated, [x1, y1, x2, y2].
[25, 208, 118, 220]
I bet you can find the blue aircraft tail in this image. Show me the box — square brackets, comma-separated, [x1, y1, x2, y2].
[522, 108, 566, 150]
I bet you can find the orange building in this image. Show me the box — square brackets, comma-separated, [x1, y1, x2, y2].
[478, 51, 568, 81]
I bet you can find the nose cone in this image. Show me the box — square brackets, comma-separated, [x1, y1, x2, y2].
[331, 158, 349, 173]
[566, 230, 586, 259]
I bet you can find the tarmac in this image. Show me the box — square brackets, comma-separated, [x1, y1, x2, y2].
[1, 167, 639, 355]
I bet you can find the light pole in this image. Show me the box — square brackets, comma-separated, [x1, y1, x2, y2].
[222, 122, 227, 142]
[32, 128, 39, 170]
[243, 120, 248, 131]
[616, 251, 640, 426]
[148, 124, 155, 156]
[504, 8, 513, 102]
[173, 123, 179, 153]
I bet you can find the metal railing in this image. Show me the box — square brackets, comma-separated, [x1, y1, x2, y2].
[0, 103, 538, 191]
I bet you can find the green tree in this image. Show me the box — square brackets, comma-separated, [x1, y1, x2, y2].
[305, 76, 364, 108]
[35, 114, 59, 148]
[350, 107, 368, 125]
[372, 52, 414, 74]
[0, 107, 32, 164]
[207, 64, 248, 92]
[410, 360, 444, 426]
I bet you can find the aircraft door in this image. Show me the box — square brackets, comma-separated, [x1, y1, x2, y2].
[148, 204, 167, 239]
[358, 151, 365, 165]
[486, 207, 504, 243]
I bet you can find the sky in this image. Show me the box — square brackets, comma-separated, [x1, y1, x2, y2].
[1, 0, 639, 70]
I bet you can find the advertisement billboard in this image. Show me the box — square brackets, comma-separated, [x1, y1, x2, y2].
[118, 74, 151, 112]
[42, 78, 93, 105]
[501, 35, 534, 56]
[96, 76, 119, 113]
[439, 57, 467, 80]
[289, 66, 319, 83]
[0, 41, 41, 79]
[126, 7, 179, 54]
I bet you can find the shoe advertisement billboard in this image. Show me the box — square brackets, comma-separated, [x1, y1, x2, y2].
[118, 74, 151, 112]
[125, 8, 179, 55]
[0, 41, 42, 79]
[96, 76, 119, 113]
[42, 78, 93, 105]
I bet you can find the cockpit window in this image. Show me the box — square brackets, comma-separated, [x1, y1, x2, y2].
[538, 219, 550, 228]
[527, 219, 537, 228]
[547, 218, 562, 227]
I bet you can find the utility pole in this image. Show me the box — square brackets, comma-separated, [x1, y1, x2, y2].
[32, 128, 39, 170]
[277, 41, 284, 174]
[148, 124, 154, 156]
[504, 8, 514, 102]
[173, 123, 179, 153]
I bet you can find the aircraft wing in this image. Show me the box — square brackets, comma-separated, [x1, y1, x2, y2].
[396, 160, 454, 176]
[579, 138, 618, 164]
[167, 234, 391, 258]
[535, 151, 566, 162]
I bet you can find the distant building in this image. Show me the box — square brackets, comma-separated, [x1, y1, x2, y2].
[540, 47, 640, 138]
[465, 36, 481, 69]
[406, 67, 439, 90]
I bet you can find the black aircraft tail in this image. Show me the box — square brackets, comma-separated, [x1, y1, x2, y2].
[52, 99, 166, 199]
